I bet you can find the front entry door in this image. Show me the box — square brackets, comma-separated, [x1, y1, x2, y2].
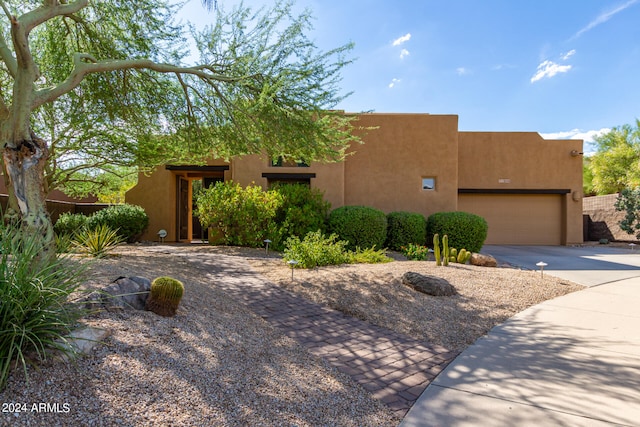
[177, 177, 189, 241]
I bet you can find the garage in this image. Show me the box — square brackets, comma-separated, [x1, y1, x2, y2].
[458, 191, 567, 245]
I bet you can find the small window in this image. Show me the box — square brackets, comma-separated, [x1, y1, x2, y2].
[422, 177, 436, 191]
[270, 156, 309, 167]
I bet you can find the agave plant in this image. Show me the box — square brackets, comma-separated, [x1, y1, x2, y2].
[72, 224, 123, 258]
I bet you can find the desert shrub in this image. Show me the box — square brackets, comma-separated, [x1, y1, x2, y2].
[196, 181, 283, 247]
[328, 206, 387, 250]
[0, 224, 86, 390]
[72, 224, 123, 258]
[86, 204, 149, 243]
[271, 183, 330, 249]
[386, 211, 427, 250]
[54, 212, 89, 237]
[401, 243, 430, 261]
[283, 230, 349, 268]
[426, 211, 488, 253]
[348, 246, 393, 264]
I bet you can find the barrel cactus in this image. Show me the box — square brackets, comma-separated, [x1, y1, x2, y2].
[145, 276, 185, 317]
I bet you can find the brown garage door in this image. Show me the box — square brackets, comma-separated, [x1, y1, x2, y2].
[458, 194, 563, 245]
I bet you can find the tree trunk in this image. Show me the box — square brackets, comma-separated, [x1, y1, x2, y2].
[2, 131, 55, 258]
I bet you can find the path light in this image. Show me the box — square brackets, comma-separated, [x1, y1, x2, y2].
[428, 248, 434, 261]
[536, 261, 548, 278]
[264, 239, 272, 255]
[629, 243, 636, 251]
[157, 229, 167, 243]
[288, 260, 298, 281]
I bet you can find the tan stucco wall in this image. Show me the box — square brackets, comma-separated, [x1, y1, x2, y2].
[458, 132, 584, 244]
[126, 167, 178, 242]
[343, 113, 459, 217]
[230, 155, 345, 209]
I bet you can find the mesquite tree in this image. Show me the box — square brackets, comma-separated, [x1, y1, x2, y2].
[0, 0, 357, 255]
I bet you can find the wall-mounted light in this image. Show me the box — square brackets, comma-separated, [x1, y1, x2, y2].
[570, 150, 583, 157]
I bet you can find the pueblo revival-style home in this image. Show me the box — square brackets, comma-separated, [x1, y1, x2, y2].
[125, 113, 584, 246]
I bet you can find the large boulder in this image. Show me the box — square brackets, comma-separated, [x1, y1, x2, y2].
[401, 271, 457, 296]
[470, 253, 497, 267]
[86, 276, 152, 311]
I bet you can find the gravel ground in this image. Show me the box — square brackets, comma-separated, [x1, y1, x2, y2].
[0, 244, 584, 426]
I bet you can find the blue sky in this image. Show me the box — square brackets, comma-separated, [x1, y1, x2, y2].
[176, 0, 640, 152]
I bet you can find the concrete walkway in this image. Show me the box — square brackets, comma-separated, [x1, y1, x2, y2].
[401, 245, 640, 426]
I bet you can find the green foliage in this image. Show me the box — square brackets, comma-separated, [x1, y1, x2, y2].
[55, 233, 74, 254]
[0, 224, 86, 390]
[283, 231, 350, 268]
[434, 233, 441, 266]
[271, 183, 330, 250]
[427, 211, 488, 254]
[146, 277, 185, 317]
[615, 187, 640, 239]
[54, 212, 89, 237]
[196, 181, 283, 248]
[328, 206, 387, 250]
[72, 225, 124, 258]
[86, 204, 149, 243]
[348, 246, 393, 264]
[386, 211, 427, 251]
[401, 243, 430, 261]
[587, 120, 640, 195]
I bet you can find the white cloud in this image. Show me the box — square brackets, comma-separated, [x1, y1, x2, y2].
[530, 60, 572, 83]
[388, 78, 401, 88]
[456, 67, 469, 76]
[399, 48, 410, 59]
[392, 33, 411, 46]
[572, 0, 639, 40]
[540, 128, 611, 155]
[562, 49, 576, 60]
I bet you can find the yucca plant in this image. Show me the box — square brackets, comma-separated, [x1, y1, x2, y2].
[0, 224, 87, 390]
[72, 224, 123, 258]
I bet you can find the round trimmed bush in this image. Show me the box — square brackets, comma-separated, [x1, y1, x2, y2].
[426, 211, 488, 253]
[54, 212, 89, 237]
[86, 204, 149, 243]
[386, 211, 427, 250]
[328, 205, 387, 250]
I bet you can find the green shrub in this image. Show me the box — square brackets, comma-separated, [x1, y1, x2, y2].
[328, 206, 387, 250]
[386, 211, 427, 250]
[283, 230, 350, 268]
[426, 211, 488, 253]
[196, 181, 283, 248]
[86, 204, 149, 243]
[401, 243, 430, 261]
[0, 224, 86, 390]
[54, 212, 89, 237]
[348, 246, 393, 264]
[271, 183, 330, 250]
[72, 224, 123, 258]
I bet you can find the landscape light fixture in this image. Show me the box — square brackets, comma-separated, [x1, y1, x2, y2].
[264, 239, 272, 255]
[288, 260, 298, 280]
[536, 261, 548, 278]
[157, 229, 167, 243]
[630, 243, 636, 251]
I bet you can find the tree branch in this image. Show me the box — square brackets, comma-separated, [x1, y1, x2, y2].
[34, 55, 252, 108]
[0, 29, 17, 77]
[20, 0, 89, 34]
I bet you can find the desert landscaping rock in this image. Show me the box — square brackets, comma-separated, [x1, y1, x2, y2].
[470, 252, 498, 267]
[401, 271, 457, 296]
[89, 275, 151, 311]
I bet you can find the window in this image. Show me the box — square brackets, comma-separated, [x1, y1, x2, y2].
[270, 156, 309, 167]
[422, 177, 436, 191]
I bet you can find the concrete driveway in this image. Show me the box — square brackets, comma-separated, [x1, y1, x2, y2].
[400, 244, 640, 426]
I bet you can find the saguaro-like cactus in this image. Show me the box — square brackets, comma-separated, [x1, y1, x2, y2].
[442, 235, 449, 266]
[433, 233, 441, 266]
[146, 276, 185, 317]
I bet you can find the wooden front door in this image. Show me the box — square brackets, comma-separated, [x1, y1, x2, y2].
[177, 177, 189, 241]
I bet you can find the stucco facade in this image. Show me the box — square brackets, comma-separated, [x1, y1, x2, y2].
[126, 112, 584, 245]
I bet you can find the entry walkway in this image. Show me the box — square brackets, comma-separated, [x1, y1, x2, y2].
[401, 245, 640, 426]
[178, 250, 459, 419]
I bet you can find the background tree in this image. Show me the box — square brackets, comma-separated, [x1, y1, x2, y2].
[586, 120, 640, 195]
[0, 0, 358, 254]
